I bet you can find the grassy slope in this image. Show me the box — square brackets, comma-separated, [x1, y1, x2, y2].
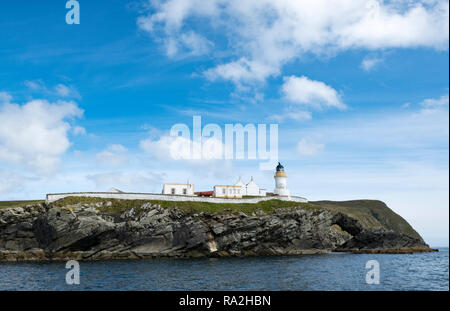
[0, 200, 44, 210]
[52, 196, 318, 215]
[311, 200, 422, 240]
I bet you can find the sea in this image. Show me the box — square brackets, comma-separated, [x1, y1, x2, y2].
[0, 248, 448, 291]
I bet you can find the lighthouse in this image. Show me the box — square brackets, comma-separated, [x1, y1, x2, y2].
[274, 162, 290, 197]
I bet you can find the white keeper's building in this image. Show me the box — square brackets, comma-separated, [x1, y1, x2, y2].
[213, 185, 243, 198]
[162, 183, 194, 196]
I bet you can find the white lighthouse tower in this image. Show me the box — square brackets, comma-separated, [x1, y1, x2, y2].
[274, 162, 290, 197]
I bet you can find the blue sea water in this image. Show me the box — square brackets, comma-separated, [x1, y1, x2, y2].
[0, 248, 448, 291]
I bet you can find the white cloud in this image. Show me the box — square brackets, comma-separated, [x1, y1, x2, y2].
[296, 138, 325, 156]
[87, 171, 164, 192]
[96, 144, 128, 167]
[141, 124, 165, 138]
[281, 76, 345, 110]
[24, 80, 80, 99]
[109, 144, 127, 153]
[419, 94, 449, 114]
[287, 111, 313, 121]
[54, 84, 80, 98]
[24, 80, 45, 91]
[0, 92, 12, 104]
[180, 31, 213, 56]
[138, 0, 449, 84]
[140, 135, 185, 160]
[269, 110, 312, 123]
[140, 135, 224, 160]
[163, 32, 213, 57]
[204, 58, 276, 85]
[0, 170, 27, 194]
[0, 95, 83, 174]
[138, 7, 214, 58]
[72, 126, 86, 136]
[361, 55, 384, 71]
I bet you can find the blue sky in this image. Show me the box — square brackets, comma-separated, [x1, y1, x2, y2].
[0, 0, 448, 246]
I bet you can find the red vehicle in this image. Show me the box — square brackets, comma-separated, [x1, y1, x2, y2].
[195, 191, 213, 197]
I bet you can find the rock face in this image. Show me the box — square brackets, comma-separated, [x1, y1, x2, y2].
[0, 200, 434, 261]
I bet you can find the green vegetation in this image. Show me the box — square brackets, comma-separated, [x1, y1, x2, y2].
[0, 200, 44, 209]
[311, 200, 422, 240]
[52, 196, 318, 215]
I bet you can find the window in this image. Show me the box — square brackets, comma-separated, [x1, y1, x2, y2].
[183, 188, 187, 195]
[171, 188, 175, 195]
[222, 188, 226, 194]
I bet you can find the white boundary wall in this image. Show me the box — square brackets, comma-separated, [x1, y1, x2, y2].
[46, 192, 308, 204]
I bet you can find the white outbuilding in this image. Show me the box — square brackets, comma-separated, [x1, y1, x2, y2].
[107, 187, 124, 193]
[234, 176, 267, 197]
[246, 177, 261, 196]
[213, 185, 243, 198]
[235, 177, 246, 194]
[162, 183, 194, 196]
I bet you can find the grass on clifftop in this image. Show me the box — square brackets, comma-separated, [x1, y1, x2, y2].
[311, 200, 422, 240]
[52, 196, 318, 215]
[0, 200, 44, 209]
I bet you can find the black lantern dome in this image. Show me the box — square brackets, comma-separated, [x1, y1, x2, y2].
[276, 162, 284, 172]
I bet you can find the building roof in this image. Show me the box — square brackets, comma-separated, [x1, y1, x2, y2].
[108, 187, 123, 193]
[246, 176, 258, 187]
[235, 177, 245, 187]
[214, 185, 242, 188]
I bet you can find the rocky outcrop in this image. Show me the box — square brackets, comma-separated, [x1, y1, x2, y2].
[0, 200, 434, 261]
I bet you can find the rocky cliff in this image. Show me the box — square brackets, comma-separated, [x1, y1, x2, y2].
[0, 198, 434, 261]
